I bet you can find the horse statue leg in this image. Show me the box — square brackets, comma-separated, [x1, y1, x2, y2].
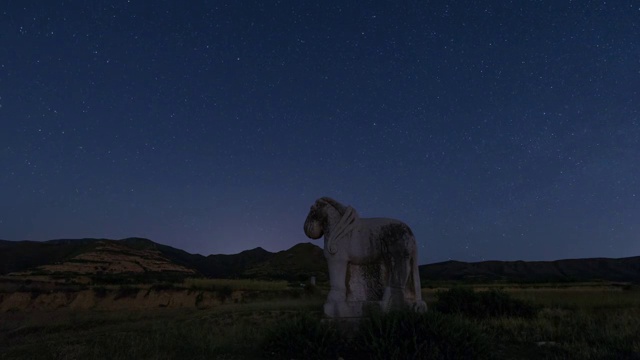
[324, 258, 348, 317]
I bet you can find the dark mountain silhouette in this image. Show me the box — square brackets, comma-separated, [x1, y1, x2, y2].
[1, 238, 639, 283]
[421, 257, 640, 283]
[0, 238, 312, 281]
[173, 246, 274, 278]
[0, 238, 102, 275]
[242, 242, 328, 282]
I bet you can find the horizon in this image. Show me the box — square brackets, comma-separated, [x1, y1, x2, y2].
[2, 236, 638, 265]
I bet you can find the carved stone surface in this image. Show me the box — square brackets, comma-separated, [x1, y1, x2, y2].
[304, 197, 427, 318]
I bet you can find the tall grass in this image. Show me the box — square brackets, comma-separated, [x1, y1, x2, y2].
[2, 283, 640, 359]
[482, 307, 640, 359]
[261, 312, 342, 359]
[507, 287, 640, 310]
[0, 309, 264, 360]
[433, 287, 538, 318]
[259, 310, 491, 360]
[355, 310, 491, 360]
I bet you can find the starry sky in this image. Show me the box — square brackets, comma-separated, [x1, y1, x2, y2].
[1, 1, 639, 264]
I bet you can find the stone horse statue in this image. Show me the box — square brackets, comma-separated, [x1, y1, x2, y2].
[304, 197, 427, 318]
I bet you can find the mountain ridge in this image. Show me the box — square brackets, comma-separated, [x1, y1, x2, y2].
[422, 256, 640, 283]
[1, 238, 639, 283]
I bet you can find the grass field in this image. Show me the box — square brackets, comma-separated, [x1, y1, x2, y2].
[182, 278, 291, 292]
[1, 282, 639, 359]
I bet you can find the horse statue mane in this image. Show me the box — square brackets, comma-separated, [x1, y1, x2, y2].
[321, 198, 360, 254]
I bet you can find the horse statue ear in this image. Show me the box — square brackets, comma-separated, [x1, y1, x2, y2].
[319, 197, 347, 214]
[327, 206, 359, 254]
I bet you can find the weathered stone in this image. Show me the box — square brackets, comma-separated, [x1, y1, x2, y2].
[304, 197, 427, 318]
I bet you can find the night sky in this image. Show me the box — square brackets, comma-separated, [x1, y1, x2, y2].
[1, 1, 639, 264]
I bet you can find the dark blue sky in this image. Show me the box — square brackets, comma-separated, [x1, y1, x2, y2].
[1, 1, 639, 264]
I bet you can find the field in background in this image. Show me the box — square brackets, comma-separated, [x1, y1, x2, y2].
[1, 281, 639, 359]
[422, 282, 640, 309]
[182, 278, 291, 292]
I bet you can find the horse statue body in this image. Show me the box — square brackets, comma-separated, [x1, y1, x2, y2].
[304, 197, 427, 318]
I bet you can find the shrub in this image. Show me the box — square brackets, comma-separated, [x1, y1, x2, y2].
[216, 285, 233, 303]
[114, 285, 140, 300]
[261, 313, 343, 359]
[93, 286, 109, 298]
[290, 288, 303, 299]
[304, 283, 320, 296]
[355, 310, 491, 360]
[195, 292, 204, 306]
[434, 287, 537, 319]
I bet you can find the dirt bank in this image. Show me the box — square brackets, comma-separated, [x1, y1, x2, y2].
[0, 288, 243, 312]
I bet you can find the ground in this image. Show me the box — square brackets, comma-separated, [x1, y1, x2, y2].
[1, 280, 639, 359]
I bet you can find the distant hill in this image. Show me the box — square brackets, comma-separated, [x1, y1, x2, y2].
[1, 238, 639, 283]
[147, 241, 274, 278]
[0, 238, 197, 285]
[242, 242, 328, 282]
[420, 257, 640, 283]
[0, 238, 102, 275]
[0, 238, 325, 282]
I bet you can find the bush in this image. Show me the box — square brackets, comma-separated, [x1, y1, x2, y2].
[93, 286, 109, 298]
[355, 310, 491, 360]
[195, 292, 205, 306]
[216, 285, 233, 303]
[114, 285, 140, 300]
[304, 283, 320, 296]
[434, 287, 537, 319]
[261, 313, 343, 359]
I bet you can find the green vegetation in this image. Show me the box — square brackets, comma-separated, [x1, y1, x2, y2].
[504, 286, 640, 310]
[433, 287, 537, 319]
[353, 310, 491, 360]
[0, 300, 324, 360]
[1, 282, 639, 359]
[183, 278, 290, 292]
[483, 308, 640, 359]
[90, 271, 189, 285]
[261, 312, 342, 359]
